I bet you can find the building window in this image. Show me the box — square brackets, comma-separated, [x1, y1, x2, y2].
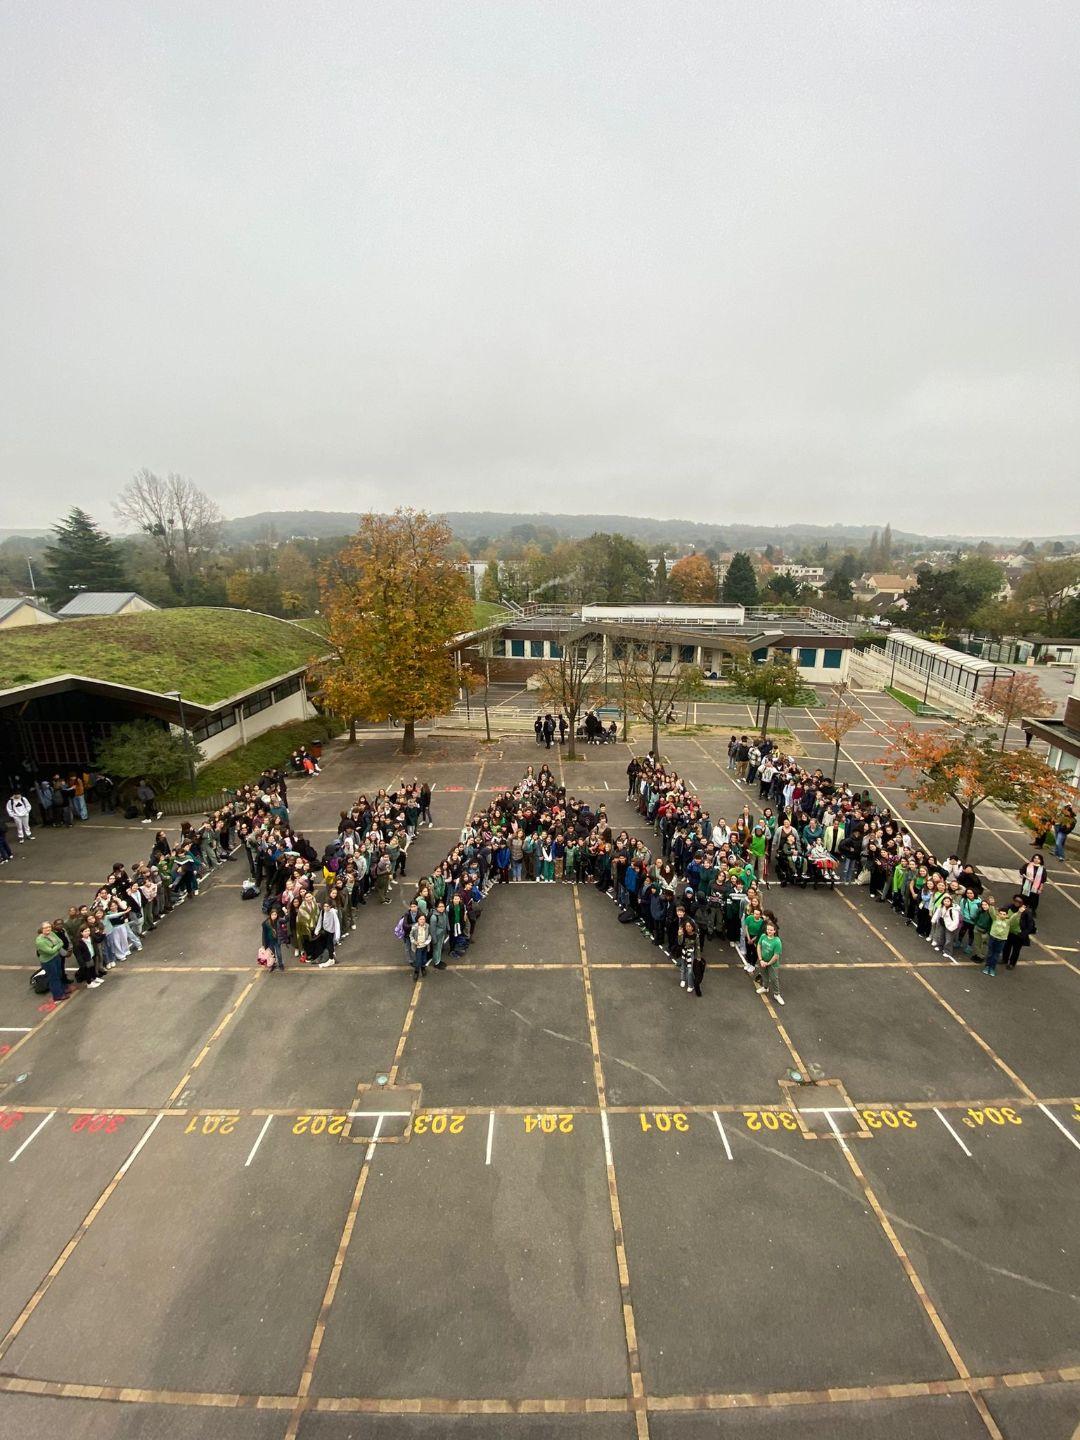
[823, 649, 842, 669]
[549, 641, 562, 659]
[509, 639, 525, 658]
[798, 648, 818, 668]
[243, 688, 273, 718]
[529, 640, 544, 658]
[612, 641, 626, 660]
[679, 645, 695, 663]
[271, 675, 302, 703]
[752, 647, 768, 662]
[658, 645, 672, 663]
[192, 710, 237, 742]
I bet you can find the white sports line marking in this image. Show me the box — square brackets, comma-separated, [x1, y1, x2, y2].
[712, 1110, 733, 1161]
[347, 1110, 411, 1118]
[1039, 1103, 1080, 1153]
[8, 1110, 55, 1163]
[600, 1109, 614, 1167]
[485, 1111, 495, 1166]
[825, 1111, 850, 1150]
[118, 1113, 164, 1175]
[933, 1108, 973, 1157]
[244, 1115, 274, 1167]
[0, 1027, 32, 1033]
[364, 1113, 385, 1161]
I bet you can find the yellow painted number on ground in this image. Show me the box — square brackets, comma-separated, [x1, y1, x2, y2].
[523, 1114, 573, 1133]
[962, 1106, 1022, 1128]
[860, 1109, 918, 1129]
[292, 1114, 348, 1135]
[742, 1110, 797, 1131]
[185, 1114, 238, 1135]
[638, 1112, 689, 1132]
[412, 1114, 466, 1135]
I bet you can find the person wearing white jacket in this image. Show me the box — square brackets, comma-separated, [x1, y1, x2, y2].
[931, 896, 961, 957]
[5, 791, 33, 841]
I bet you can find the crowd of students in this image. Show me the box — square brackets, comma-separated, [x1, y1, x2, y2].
[27, 749, 331, 1002]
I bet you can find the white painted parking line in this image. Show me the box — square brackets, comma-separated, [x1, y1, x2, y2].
[600, 1109, 614, 1166]
[712, 1110, 733, 1161]
[933, 1108, 972, 1157]
[485, 1111, 495, 1165]
[244, 1115, 274, 1167]
[118, 1113, 164, 1174]
[0, 1028, 32, 1033]
[8, 1110, 55, 1163]
[824, 1111, 850, 1149]
[1039, 1103, 1080, 1153]
[347, 1110, 411, 1118]
[364, 1113, 385, 1161]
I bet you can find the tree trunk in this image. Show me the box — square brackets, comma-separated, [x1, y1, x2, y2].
[401, 718, 417, 755]
[348, 716, 357, 744]
[999, 718, 1010, 753]
[651, 718, 659, 756]
[760, 701, 772, 740]
[483, 661, 491, 743]
[567, 707, 577, 760]
[957, 807, 976, 863]
[831, 739, 840, 782]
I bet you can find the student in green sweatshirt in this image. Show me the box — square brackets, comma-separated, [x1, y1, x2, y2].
[754, 921, 784, 1005]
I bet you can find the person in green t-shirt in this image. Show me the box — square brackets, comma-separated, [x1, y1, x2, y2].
[754, 921, 784, 1005]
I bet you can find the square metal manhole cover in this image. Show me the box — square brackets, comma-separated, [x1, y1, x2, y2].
[779, 1078, 870, 1140]
[343, 1082, 420, 1143]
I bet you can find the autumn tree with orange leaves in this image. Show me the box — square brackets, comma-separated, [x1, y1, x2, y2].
[879, 720, 1073, 862]
[668, 553, 718, 604]
[317, 509, 473, 754]
[977, 672, 1055, 752]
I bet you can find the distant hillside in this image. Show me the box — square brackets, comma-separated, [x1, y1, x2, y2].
[221, 510, 1080, 549]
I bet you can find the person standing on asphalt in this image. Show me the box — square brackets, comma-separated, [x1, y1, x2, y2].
[1052, 805, 1076, 860]
[754, 920, 784, 1005]
[984, 907, 1010, 976]
[6, 789, 33, 842]
[35, 921, 68, 1002]
[136, 778, 162, 823]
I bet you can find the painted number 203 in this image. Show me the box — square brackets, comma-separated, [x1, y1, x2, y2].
[412, 1114, 465, 1135]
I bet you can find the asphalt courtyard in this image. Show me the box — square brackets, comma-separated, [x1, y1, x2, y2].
[0, 696, 1078, 1440]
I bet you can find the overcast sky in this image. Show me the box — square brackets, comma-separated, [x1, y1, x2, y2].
[1, 1, 1078, 534]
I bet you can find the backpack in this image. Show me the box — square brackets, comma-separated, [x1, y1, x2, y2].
[30, 968, 50, 994]
[240, 879, 259, 901]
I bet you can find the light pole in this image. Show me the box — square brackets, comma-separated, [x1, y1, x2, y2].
[169, 690, 197, 792]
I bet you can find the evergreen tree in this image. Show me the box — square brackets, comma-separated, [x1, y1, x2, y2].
[653, 552, 669, 601]
[43, 507, 128, 606]
[880, 523, 893, 568]
[720, 551, 759, 606]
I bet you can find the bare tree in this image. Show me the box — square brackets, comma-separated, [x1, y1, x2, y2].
[627, 627, 693, 756]
[115, 470, 222, 592]
[534, 631, 604, 760]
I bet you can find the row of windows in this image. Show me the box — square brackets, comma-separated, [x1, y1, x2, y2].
[496, 639, 843, 670]
[192, 674, 304, 741]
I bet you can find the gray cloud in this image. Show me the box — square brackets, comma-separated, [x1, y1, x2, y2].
[1, 1, 1078, 532]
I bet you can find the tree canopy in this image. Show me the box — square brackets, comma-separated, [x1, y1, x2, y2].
[95, 720, 200, 796]
[317, 509, 473, 753]
[727, 653, 810, 738]
[668, 553, 717, 603]
[879, 720, 1073, 861]
[721, 552, 759, 606]
[43, 507, 128, 607]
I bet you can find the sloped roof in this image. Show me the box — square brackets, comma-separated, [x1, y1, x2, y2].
[56, 591, 158, 616]
[0, 596, 56, 622]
